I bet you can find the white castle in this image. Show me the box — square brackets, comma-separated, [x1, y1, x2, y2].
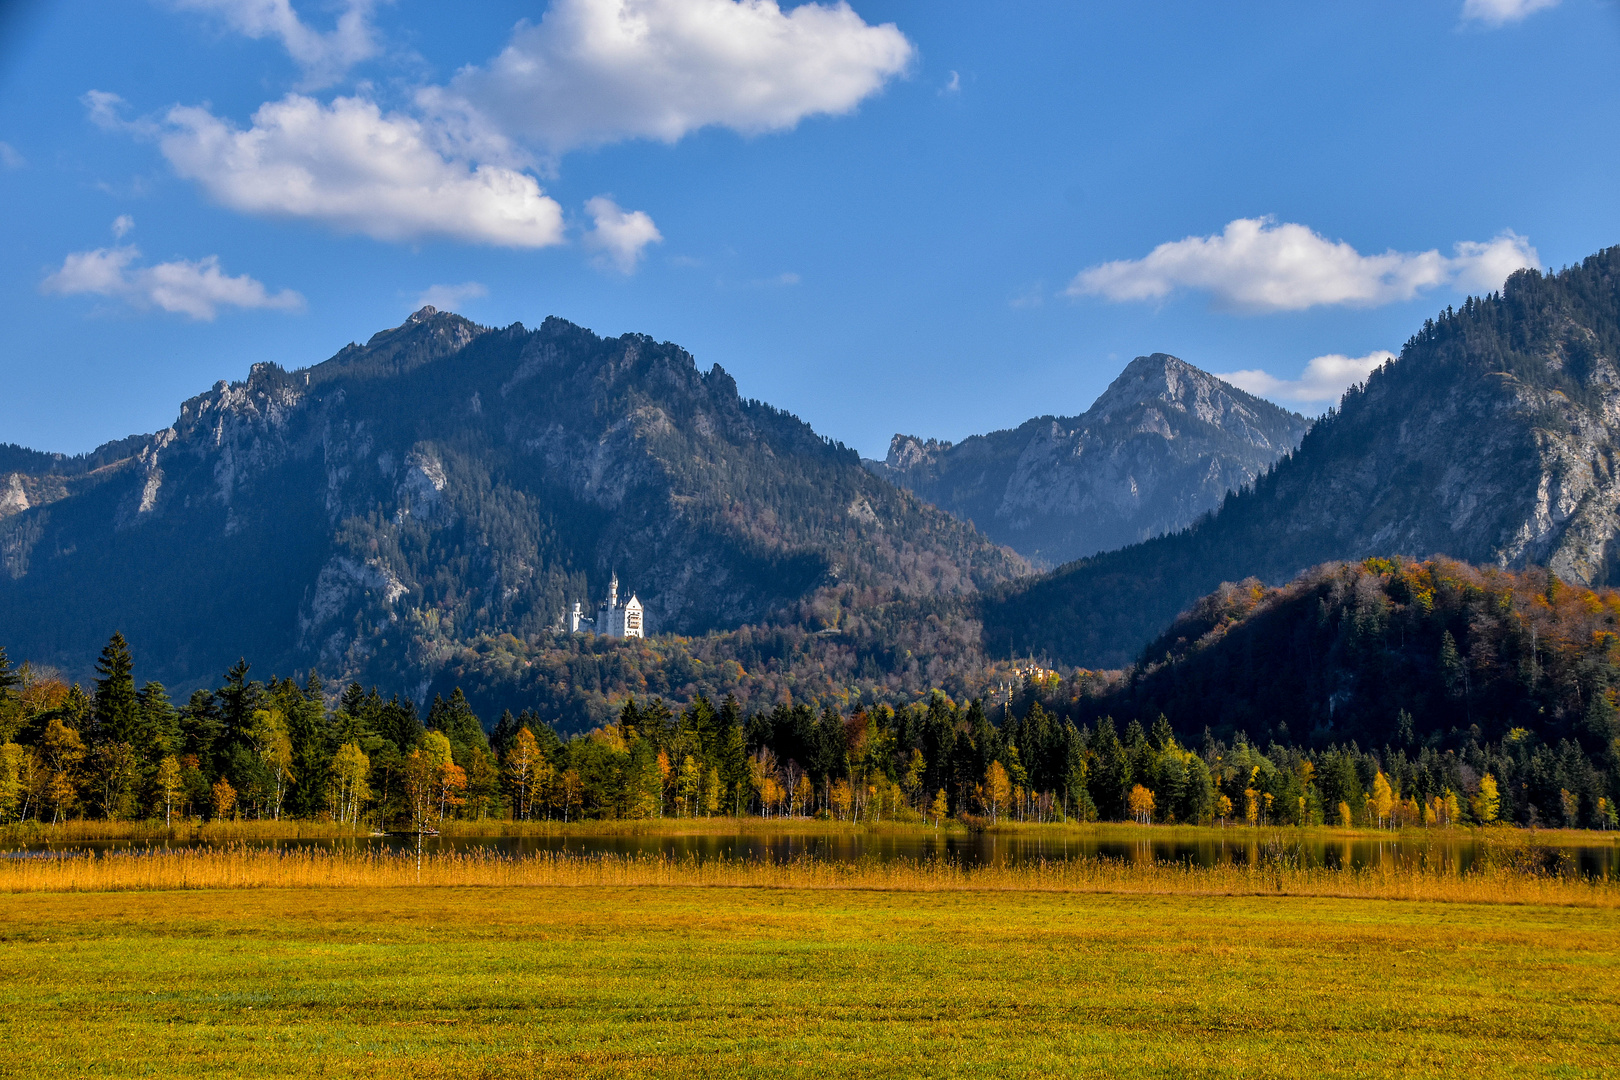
[569, 573, 644, 638]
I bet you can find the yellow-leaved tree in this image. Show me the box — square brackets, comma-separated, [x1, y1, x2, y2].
[1127, 783, 1156, 825]
[42, 718, 85, 823]
[405, 732, 453, 875]
[1371, 771, 1394, 829]
[211, 776, 236, 821]
[248, 708, 296, 821]
[1471, 772, 1500, 825]
[330, 741, 370, 825]
[930, 788, 948, 826]
[982, 761, 1011, 823]
[154, 755, 182, 828]
[502, 727, 541, 821]
[829, 778, 853, 821]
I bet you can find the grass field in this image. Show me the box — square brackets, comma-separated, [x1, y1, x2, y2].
[0, 882, 1615, 1078]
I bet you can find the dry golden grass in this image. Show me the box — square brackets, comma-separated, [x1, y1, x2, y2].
[10, 814, 1619, 847]
[1, 844, 1614, 907]
[0, 818, 376, 842]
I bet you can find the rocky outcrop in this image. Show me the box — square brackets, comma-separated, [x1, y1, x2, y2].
[869, 354, 1309, 565]
[984, 248, 1620, 667]
[0, 308, 1025, 692]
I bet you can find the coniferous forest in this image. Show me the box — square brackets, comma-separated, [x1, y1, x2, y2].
[3, 553, 1615, 831]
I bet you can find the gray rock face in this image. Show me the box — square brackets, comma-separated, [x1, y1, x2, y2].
[868, 354, 1309, 566]
[983, 249, 1620, 668]
[0, 308, 1025, 691]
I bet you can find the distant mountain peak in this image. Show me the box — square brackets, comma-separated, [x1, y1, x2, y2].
[868, 353, 1309, 565]
[1089, 353, 1303, 436]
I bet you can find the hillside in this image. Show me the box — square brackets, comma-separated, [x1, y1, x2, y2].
[867, 354, 1308, 565]
[983, 247, 1620, 667]
[0, 308, 1027, 696]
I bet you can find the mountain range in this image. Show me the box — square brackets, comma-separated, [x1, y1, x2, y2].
[866, 354, 1309, 566]
[0, 308, 1023, 696]
[984, 246, 1620, 667]
[5, 244, 1620, 720]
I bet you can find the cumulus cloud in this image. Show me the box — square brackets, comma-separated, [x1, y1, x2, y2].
[42, 245, 304, 319]
[156, 94, 565, 247]
[108, 0, 912, 254]
[168, 0, 380, 87]
[430, 0, 914, 153]
[1218, 350, 1397, 410]
[1068, 218, 1539, 313]
[414, 281, 487, 310]
[583, 196, 662, 273]
[112, 214, 135, 238]
[1462, 0, 1560, 25]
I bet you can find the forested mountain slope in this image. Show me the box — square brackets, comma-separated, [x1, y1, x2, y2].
[0, 308, 1026, 693]
[983, 247, 1620, 667]
[867, 354, 1308, 565]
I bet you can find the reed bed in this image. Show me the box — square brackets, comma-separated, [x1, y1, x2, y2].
[10, 815, 1618, 846]
[2, 845, 1614, 906]
[0, 819, 376, 843]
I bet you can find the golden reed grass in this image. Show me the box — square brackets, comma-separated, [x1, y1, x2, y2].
[0, 846, 1614, 907]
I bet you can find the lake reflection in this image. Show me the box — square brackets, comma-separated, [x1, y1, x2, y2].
[12, 829, 1620, 878]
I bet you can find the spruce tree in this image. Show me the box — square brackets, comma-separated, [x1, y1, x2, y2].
[92, 633, 140, 746]
[137, 682, 180, 763]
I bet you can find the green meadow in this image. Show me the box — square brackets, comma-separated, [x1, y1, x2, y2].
[1, 884, 1615, 1078]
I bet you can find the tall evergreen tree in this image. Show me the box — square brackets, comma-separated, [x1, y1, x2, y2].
[92, 633, 140, 746]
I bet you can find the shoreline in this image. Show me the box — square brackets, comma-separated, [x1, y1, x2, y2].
[4, 816, 1616, 848]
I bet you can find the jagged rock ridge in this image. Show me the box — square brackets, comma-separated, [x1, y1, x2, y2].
[0, 309, 1027, 693]
[983, 246, 1620, 668]
[867, 354, 1309, 565]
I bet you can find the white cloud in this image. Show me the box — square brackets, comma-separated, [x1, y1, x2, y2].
[42, 245, 304, 320]
[431, 0, 914, 153]
[1462, 0, 1560, 25]
[1068, 218, 1539, 313]
[414, 281, 487, 311]
[85, 90, 141, 133]
[583, 196, 662, 273]
[156, 94, 565, 247]
[110, 0, 911, 258]
[1218, 350, 1396, 410]
[168, 0, 380, 87]
[112, 214, 135, 238]
[940, 70, 961, 96]
[0, 142, 24, 169]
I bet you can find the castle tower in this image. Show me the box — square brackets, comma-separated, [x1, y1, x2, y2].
[608, 572, 619, 611]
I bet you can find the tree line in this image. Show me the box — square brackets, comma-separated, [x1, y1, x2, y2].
[0, 629, 1613, 830]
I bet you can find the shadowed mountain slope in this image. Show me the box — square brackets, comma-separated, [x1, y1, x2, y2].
[983, 247, 1620, 668]
[0, 308, 1026, 693]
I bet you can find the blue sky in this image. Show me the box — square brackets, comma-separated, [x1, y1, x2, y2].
[2, 0, 1617, 458]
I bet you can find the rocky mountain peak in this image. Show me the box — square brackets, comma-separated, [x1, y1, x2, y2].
[1088, 353, 1300, 447]
[883, 434, 952, 471]
[868, 355, 1309, 566]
